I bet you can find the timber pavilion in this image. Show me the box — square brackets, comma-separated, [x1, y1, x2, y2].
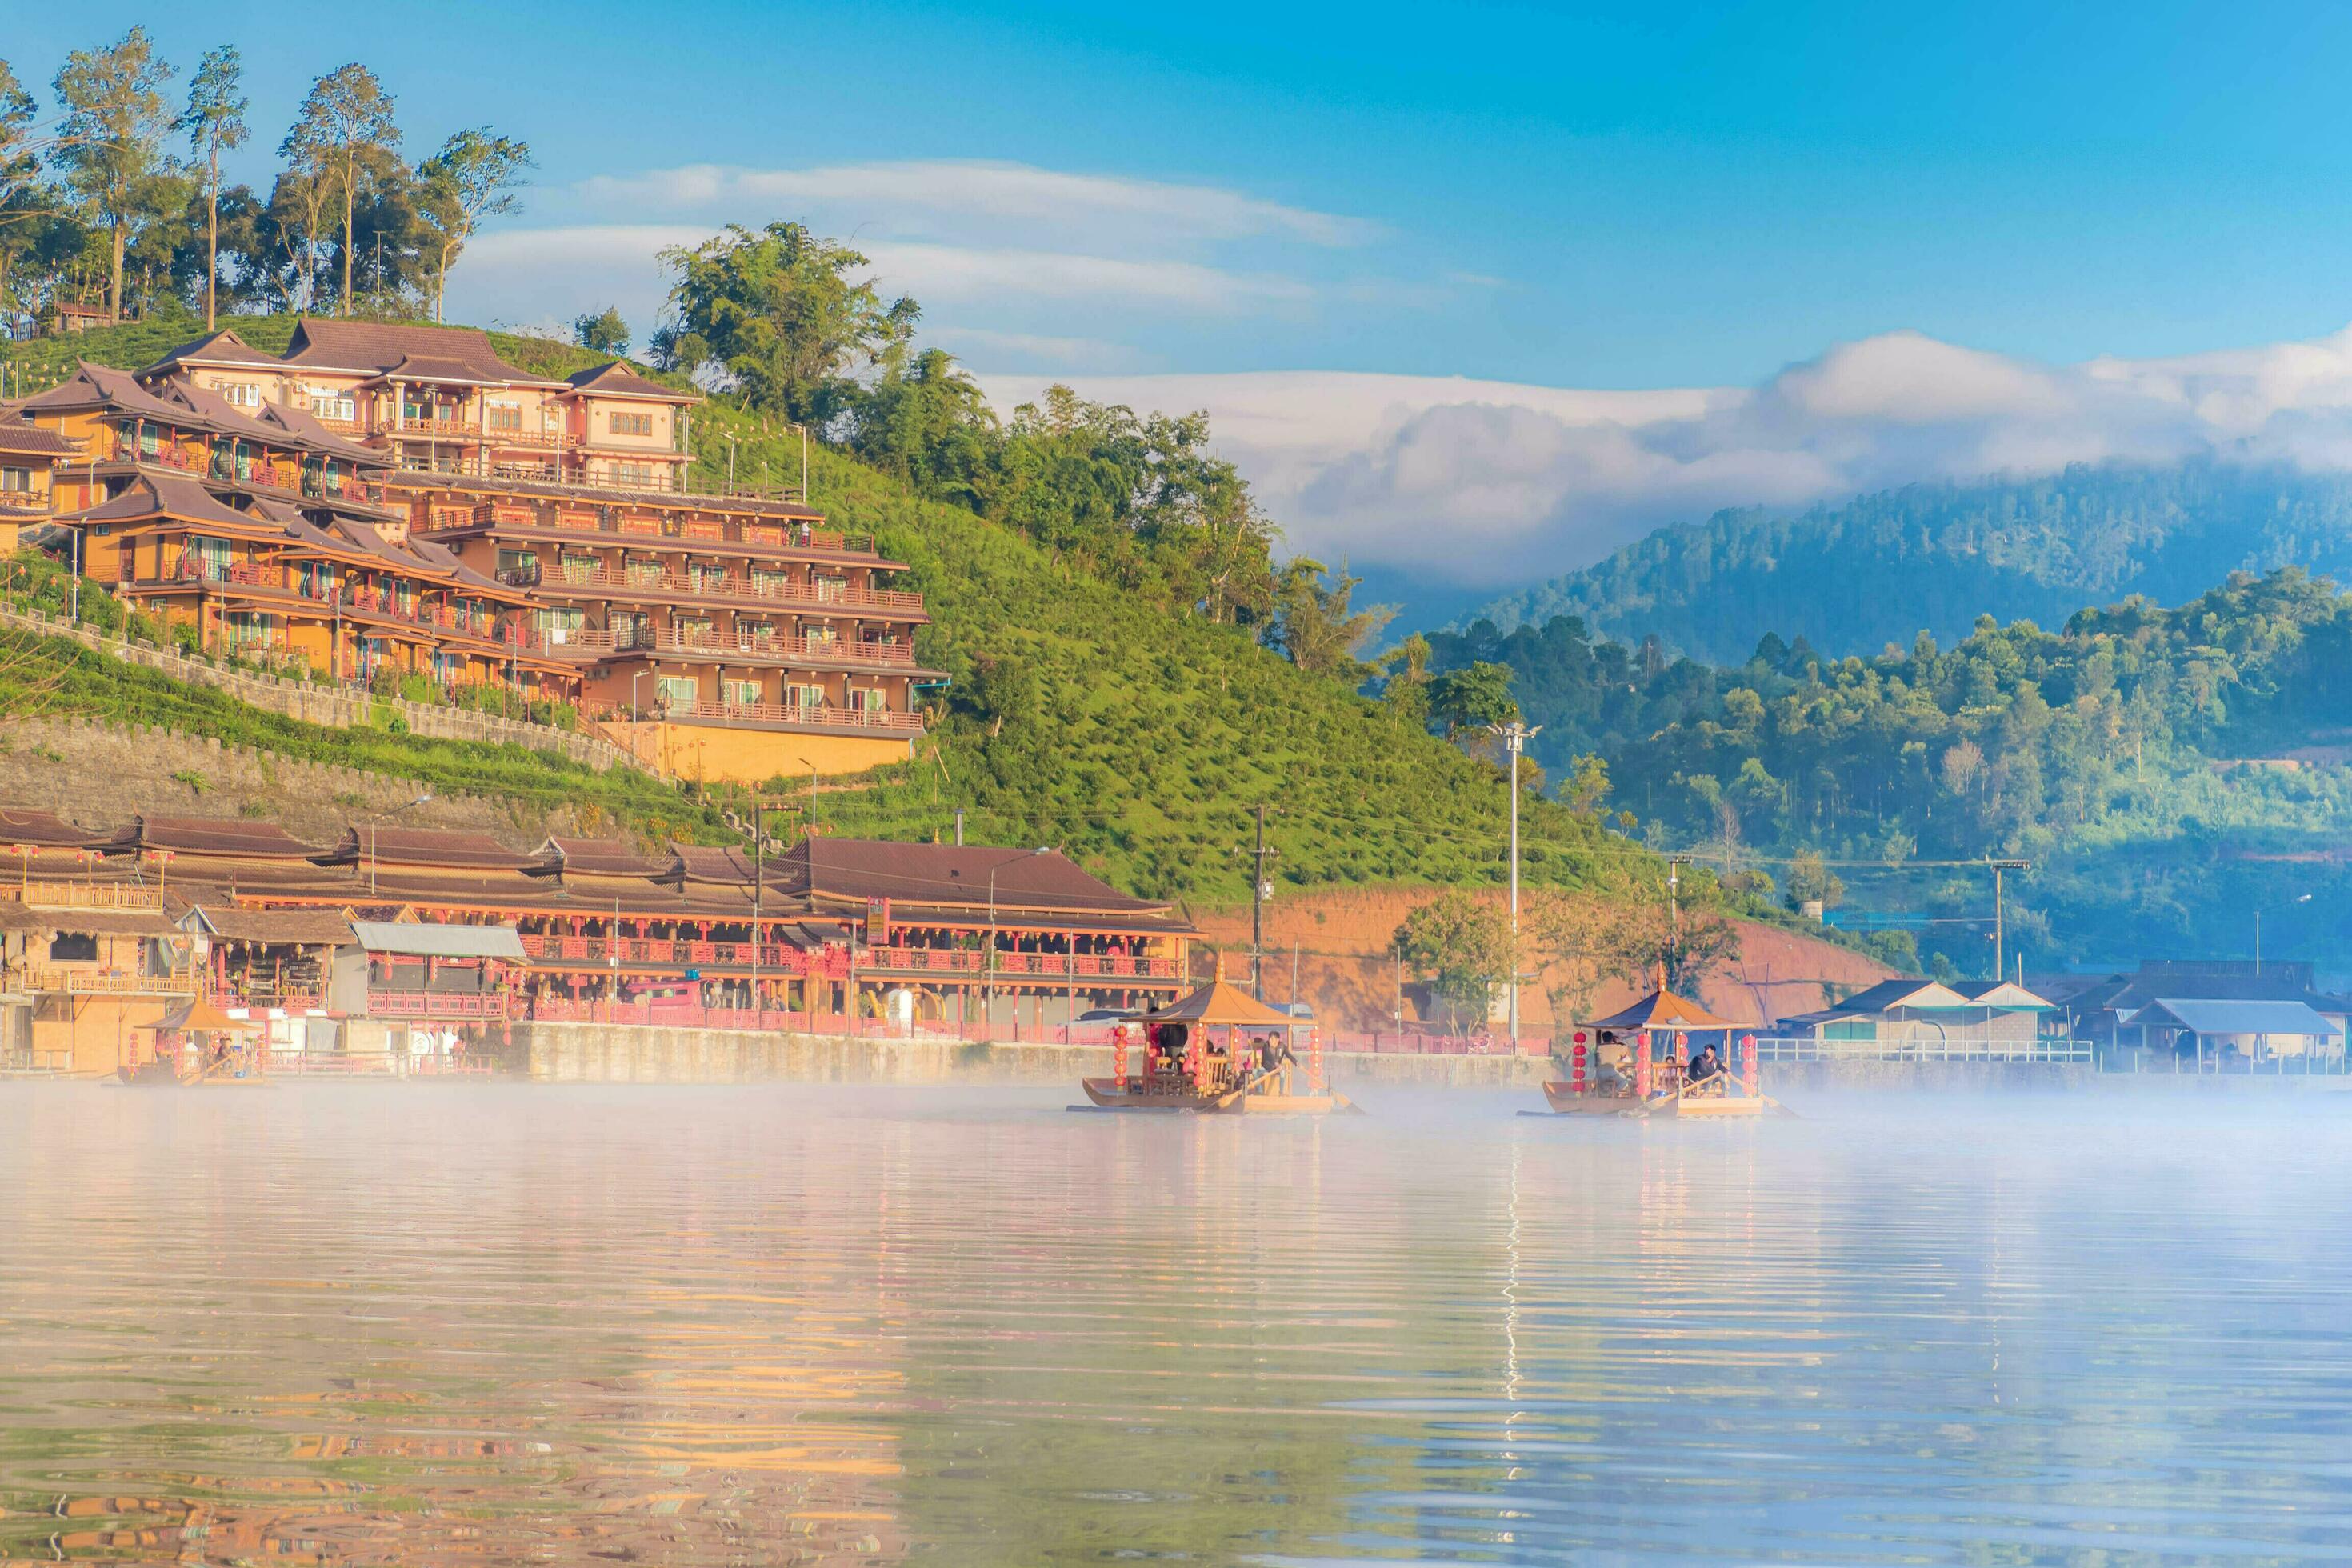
[0, 810, 1195, 1070]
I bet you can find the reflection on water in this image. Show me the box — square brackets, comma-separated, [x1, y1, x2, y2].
[4, 1085, 2351, 1564]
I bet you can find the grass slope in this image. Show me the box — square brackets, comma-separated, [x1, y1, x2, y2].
[24, 314, 1650, 908]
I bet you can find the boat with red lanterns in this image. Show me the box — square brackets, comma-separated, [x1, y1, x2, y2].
[1078, 965, 1356, 1114]
[1542, 970, 1766, 1118]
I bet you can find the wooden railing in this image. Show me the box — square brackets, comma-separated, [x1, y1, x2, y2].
[365, 989, 510, 1020]
[864, 946, 1181, 978]
[517, 933, 817, 969]
[680, 698, 924, 732]
[502, 562, 918, 614]
[0, 490, 49, 513]
[621, 626, 916, 665]
[30, 968, 199, 995]
[2, 882, 162, 911]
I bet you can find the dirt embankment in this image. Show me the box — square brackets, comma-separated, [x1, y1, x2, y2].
[1186, 884, 1895, 1033]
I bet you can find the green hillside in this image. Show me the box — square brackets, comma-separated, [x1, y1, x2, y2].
[1467, 463, 2352, 665]
[16, 314, 1646, 908]
[1432, 567, 2352, 972]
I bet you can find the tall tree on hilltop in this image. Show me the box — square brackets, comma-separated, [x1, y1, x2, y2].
[175, 45, 246, 330]
[660, 222, 919, 422]
[50, 27, 176, 322]
[572, 305, 628, 354]
[282, 63, 400, 316]
[0, 59, 44, 204]
[417, 126, 530, 321]
[1273, 558, 1395, 681]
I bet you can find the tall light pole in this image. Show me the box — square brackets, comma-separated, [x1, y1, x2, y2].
[1987, 858, 2030, 982]
[631, 668, 650, 720]
[2256, 893, 2312, 975]
[1492, 719, 1540, 1039]
[366, 791, 433, 897]
[986, 846, 1050, 1034]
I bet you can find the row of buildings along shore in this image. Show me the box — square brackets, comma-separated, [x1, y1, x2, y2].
[0, 318, 939, 782]
[0, 806, 1200, 1075]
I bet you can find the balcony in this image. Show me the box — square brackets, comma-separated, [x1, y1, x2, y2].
[365, 988, 510, 1020]
[676, 698, 924, 734]
[386, 415, 479, 441]
[0, 489, 50, 514]
[30, 968, 200, 996]
[615, 626, 918, 668]
[862, 946, 1181, 979]
[443, 510, 874, 558]
[502, 562, 922, 617]
[3, 882, 162, 912]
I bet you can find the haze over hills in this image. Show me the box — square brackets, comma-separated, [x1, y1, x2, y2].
[1461, 463, 2352, 666]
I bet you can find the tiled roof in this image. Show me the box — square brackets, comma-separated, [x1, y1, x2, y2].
[778, 837, 1170, 916]
[140, 329, 286, 373]
[282, 318, 556, 386]
[563, 361, 699, 404]
[21, 360, 194, 426]
[126, 815, 328, 860]
[541, 835, 674, 879]
[315, 826, 539, 872]
[0, 419, 79, 458]
[62, 474, 278, 534]
[0, 806, 108, 849]
[182, 905, 357, 946]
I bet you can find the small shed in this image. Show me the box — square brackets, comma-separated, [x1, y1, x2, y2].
[330, 920, 526, 1021]
[2123, 998, 2344, 1065]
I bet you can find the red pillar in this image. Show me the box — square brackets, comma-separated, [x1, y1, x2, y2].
[1633, 1030, 1652, 1098]
[1741, 1032, 1758, 1097]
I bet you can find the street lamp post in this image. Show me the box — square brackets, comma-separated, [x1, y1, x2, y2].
[1490, 719, 1541, 1040]
[366, 792, 433, 897]
[986, 847, 1050, 1036]
[631, 668, 650, 720]
[2256, 893, 2313, 975]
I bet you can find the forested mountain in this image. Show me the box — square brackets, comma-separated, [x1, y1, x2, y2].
[1467, 464, 2352, 665]
[1427, 569, 2352, 972]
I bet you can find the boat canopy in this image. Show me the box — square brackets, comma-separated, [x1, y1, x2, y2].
[1585, 985, 1746, 1033]
[142, 998, 262, 1034]
[1122, 974, 1298, 1029]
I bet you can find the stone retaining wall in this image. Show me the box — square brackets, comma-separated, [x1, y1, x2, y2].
[502, 1022, 1560, 1088]
[2, 603, 638, 772]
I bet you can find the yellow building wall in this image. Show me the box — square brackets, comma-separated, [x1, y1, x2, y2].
[604, 719, 910, 784]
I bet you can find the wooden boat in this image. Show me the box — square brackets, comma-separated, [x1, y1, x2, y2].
[1074, 967, 1357, 1115]
[1538, 970, 1769, 1119]
[114, 998, 270, 1087]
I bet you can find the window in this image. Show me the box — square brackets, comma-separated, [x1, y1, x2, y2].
[207, 378, 260, 408]
[852, 688, 885, 713]
[0, 466, 27, 493]
[727, 678, 761, 706]
[50, 932, 98, 963]
[607, 461, 656, 488]
[1824, 1020, 1877, 1042]
[656, 674, 698, 710]
[486, 402, 523, 433]
[308, 390, 355, 422]
[607, 410, 654, 438]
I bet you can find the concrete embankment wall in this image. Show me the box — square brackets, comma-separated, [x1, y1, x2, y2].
[500, 1022, 1559, 1088]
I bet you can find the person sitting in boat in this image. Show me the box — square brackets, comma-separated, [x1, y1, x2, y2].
[1685, 1043, 1726, 1094]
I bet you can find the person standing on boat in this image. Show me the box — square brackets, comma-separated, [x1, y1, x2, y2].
[1686, 1042, 1726, 1090]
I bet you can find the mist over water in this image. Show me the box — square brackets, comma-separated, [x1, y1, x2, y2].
[2, 1084, 2349, 1564]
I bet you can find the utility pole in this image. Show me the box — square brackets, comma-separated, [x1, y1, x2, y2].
[1494, 719, 1541, 1039]
[1987, 858, 2030, 982]
[1667, 854, 1692, 982]
[1245, 805, 1277, 999]
[954, 806, 965, 846]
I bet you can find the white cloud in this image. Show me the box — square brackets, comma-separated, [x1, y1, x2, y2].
[980, 322, 2352, 588]
[575, 159, 1378, 247]
[924, 326, 1144, 372]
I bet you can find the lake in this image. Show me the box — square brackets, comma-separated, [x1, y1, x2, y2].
[2, 1082, 2349, 1565]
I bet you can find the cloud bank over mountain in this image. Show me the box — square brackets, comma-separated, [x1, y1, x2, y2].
[983, 325, 2352, 588]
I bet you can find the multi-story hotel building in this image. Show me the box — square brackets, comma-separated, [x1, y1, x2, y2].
[6, 319, 939, 779]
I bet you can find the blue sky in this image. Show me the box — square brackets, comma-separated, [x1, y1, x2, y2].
[23, 2, 2352, 591]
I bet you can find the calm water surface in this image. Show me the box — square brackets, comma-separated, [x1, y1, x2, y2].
[2, 1082, 2350, 1565]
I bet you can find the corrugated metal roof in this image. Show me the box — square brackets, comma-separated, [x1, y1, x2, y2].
[348, 920, 526, 959]
[2126, 998, 2344, 1037]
